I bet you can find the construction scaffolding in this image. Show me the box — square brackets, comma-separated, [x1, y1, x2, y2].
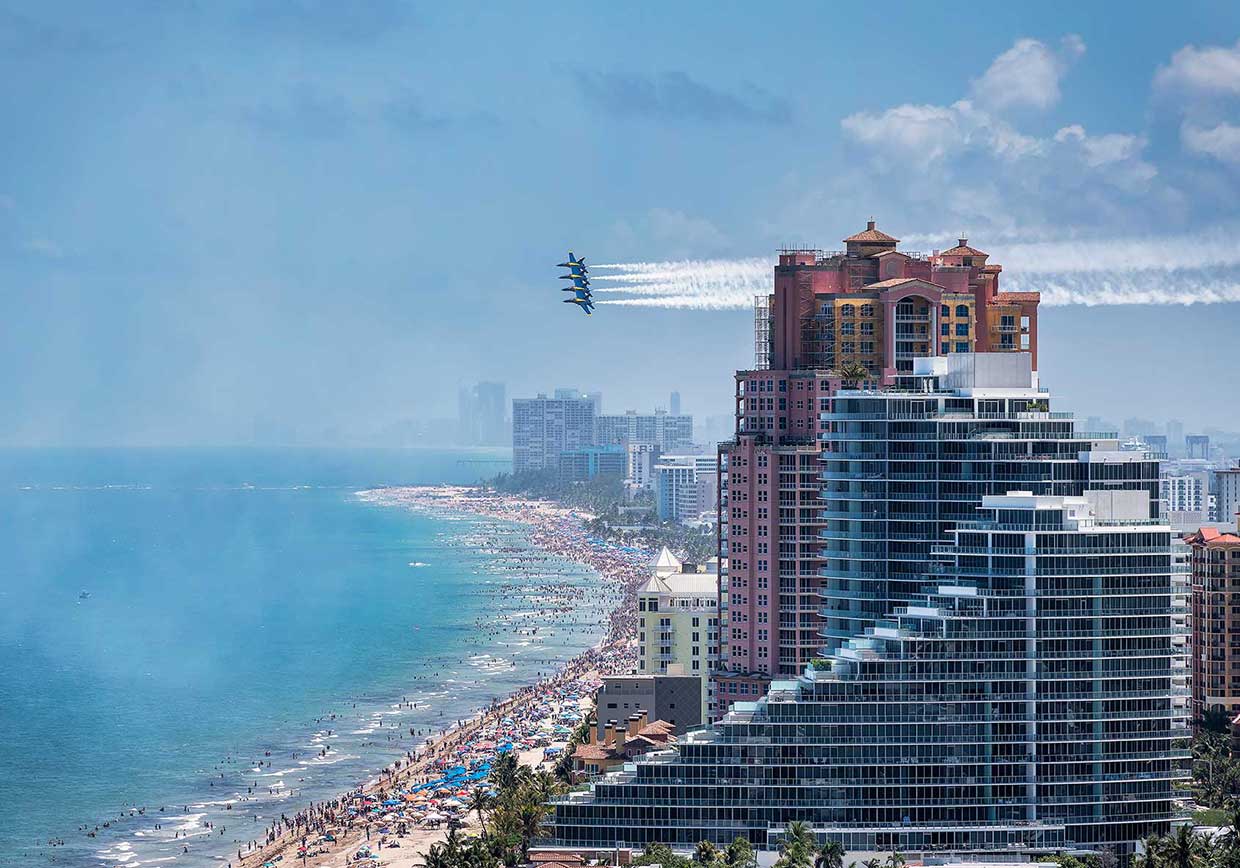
[753, 294, 772, 370]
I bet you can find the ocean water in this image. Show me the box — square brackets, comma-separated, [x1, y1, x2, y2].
[0, 449, 608, 868]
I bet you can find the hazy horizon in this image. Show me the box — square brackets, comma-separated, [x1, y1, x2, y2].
[5, 2, 1240, 447]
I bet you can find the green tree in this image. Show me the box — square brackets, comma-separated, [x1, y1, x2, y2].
[1161, 824, 1205, 868]
[694, 840, 722, 867]
[724, 837, 757, 868]
[836, 361, 870, 388]
[466, 789, 495, 840]
[814, 840, 845, 868]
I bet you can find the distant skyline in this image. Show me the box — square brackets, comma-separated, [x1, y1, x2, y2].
[4, 2, 1240, 446]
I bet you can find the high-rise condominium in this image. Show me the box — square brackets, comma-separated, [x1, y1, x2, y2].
[547, 223, 1188, 860]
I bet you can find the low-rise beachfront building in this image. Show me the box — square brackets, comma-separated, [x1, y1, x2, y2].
[637, 548, 721, 714]
[550, 493, 1189, 859]
[571, 710, 674, 781]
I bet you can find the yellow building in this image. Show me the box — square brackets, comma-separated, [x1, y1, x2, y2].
[637, 547, 720, 714]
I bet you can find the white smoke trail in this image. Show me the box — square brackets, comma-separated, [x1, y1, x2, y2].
[595, 234, 1240, 309]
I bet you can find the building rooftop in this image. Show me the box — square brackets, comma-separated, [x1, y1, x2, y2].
[1187, 526, 1240, 545]
[939, 238, 988, 257]
[994, 291, 1041, 303]
[843, 220, 899, 244]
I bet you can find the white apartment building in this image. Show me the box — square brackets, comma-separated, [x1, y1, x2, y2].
[654, 454, 718, 523]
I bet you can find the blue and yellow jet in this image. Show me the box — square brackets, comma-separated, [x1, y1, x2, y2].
[558, 251, 594, 315]
[557, 252, 587, 272]
[563, 288, 594, 315]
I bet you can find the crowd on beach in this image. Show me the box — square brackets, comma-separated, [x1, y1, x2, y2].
[222, 486, 652, 868]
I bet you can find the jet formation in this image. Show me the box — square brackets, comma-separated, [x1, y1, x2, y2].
[558, 251, 593, 315]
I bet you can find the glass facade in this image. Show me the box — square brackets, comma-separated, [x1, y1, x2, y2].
[549, 375, 1189, 859]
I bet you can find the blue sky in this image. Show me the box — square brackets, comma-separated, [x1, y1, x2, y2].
[3, 1, 1240, 445]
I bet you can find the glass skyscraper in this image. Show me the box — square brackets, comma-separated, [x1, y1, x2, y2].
[549, 356, 1189, 860]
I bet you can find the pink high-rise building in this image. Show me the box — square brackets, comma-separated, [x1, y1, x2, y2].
[713, 221, 1040, 714]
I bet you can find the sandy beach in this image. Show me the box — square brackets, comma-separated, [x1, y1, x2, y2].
[228, 485, 652, 868]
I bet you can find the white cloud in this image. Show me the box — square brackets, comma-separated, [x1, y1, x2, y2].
[646, 208, 728, 249]
[1154, 39, 1240, 97]
[971, 35, 1085, 111]
[1181, 121, 1240, 164]
[841, 99, 1040, 167]
[1053, 125, 1143, 167]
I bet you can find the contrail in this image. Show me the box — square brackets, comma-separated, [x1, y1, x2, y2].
[595, 232, 1240, 309]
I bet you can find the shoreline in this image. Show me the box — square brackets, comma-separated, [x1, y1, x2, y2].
[230, 484, 650, 868]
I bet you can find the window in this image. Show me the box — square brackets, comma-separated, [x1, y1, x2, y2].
[956, 304, 969, 317]
[860, 322, 873, 335]
[955, 341, 969, 353]
[941, 322, 950, 336]
[941, 304, 950, 317]
[861, 341, 874, 354]
[955, 323, 969, 336]
[840, 322, 855, 335]
[841, 341, 855, 354]
[860, 304, 874, 317]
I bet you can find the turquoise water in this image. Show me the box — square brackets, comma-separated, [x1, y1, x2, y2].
[0, 449, 607, 867]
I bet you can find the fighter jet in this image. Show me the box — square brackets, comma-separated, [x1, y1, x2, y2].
[563, 289, 594, 315]
[560, 275, 591, 290]
[557, 252, 587, 272]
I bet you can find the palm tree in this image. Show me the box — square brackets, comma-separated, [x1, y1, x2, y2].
[1162, 824, 1204, 868]
[837, 361, 870, 388]
[725, 836, 756, 868]
[466, 789, 495, 840]
[814, 840, 845, 868]
[694, 840, 722, 866]
[517, 803, 547, 861]
[782, 821, 815, 853]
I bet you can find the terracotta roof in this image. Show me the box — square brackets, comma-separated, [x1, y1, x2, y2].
[870, 250, 909, 258]
[637, 720, 675, 739]
[573, 744, 618, 761]
[1188, 526, 1240, 545]
[940, 238, 987, 257]
[844, 221, 899, 244]
[530, 853, 585, 865]
[993, 291, 1040, 303]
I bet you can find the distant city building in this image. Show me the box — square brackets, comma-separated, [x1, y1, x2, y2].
[1146, 434, 1169, 454]
[1217, 467, 1240, 528]
[595, 675, 703, 738]
[1167, 419, 1185, 455]
[586, 391, 603, 415]
[669, 391, 681, 416]
[637, 548, 720, 714]
[558, 445, 626, 482]
[457, 381, 507, 446]
[625, 444, 662, 494]
[512, 394, 595, 474]
[653, 454, 718, 523]
[1188, 525, 1240, 722]
[1188, 434, 1211, 459]
[1161, 470, 1211, 532]
[595, 410, 693, 452]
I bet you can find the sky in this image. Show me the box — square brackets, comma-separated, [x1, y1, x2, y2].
[3, 0, 1240, 446]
